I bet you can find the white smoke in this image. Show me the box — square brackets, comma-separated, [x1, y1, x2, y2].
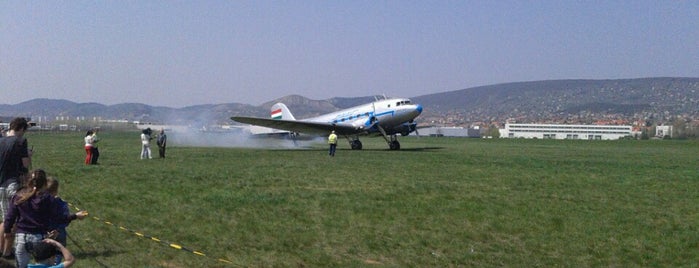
[148, 110, 325, 149]
[169, 129, 324, 149]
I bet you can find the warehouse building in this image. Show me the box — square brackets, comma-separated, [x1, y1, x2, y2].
[417, 126, 480, 138]
[501, 123, 633, 140]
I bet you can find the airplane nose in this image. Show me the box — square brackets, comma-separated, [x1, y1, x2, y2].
[416, 104, 423, 114]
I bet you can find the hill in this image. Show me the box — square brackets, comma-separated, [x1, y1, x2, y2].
[1, 77, 698, 126]
[413, 77, 699, 125]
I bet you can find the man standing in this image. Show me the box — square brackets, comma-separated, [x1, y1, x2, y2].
[90, 127, 100, 164]
[328, 130, 337, 157]
[140, 128, 153, 159]
[0, 117, 32, 258]
[156, 128, 167, 158]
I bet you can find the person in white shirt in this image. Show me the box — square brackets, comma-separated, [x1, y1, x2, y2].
[140, 128, 153, 159]
[84, 130, 94, 165]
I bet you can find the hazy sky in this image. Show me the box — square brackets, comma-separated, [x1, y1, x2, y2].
[1, 1, 698, 107]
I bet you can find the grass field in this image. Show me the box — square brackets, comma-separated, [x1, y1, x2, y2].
[12, 131, 699, 267]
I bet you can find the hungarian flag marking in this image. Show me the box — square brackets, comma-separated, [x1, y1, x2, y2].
[271, 109, 283, 120]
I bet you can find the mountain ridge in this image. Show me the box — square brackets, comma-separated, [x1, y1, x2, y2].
[2, 77, 698, 126]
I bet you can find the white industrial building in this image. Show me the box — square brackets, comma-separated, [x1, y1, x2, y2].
[655, 125, 673, 138]
[417, 127, 480, 137]
[502, 123, 633, 140]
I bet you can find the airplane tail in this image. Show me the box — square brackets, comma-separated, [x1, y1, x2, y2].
[270, 103, 296, 120]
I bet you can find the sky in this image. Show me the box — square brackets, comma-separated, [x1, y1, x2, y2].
[1, 1, 698, 108]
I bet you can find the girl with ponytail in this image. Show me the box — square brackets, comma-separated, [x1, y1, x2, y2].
[3, 169, 87, 268]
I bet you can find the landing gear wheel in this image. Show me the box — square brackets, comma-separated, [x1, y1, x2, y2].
[389, 140, 400, 150]
[351, 140, 363, 150]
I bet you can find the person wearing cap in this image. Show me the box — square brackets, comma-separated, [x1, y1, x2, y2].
[27, 238, 74, 268]
[327, 130, 338, 157]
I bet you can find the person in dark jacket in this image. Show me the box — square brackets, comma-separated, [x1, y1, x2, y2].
[156, 129, 167, 158]
[0, 117, 32, 259]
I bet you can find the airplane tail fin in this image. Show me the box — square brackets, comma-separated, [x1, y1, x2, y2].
[270, 103, 296, 120]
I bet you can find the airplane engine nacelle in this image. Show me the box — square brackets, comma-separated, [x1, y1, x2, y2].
[398, 122, 417, 136]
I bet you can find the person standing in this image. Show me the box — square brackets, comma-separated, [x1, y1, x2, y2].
[140, 128, 152, 159]
[90, 128, 100, 165]
[328, 130, 338, 157]
[46, 177, 69, 247]
[83, 130, 94, 165]
[0, 117, 32, 259]
[156, 129, 167, 158]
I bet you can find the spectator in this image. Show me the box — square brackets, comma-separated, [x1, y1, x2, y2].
[83, 130, 94, 165]
[156, 129, 167, 158]
[140, 128, 152, 159]
[0, 117, 32, 259]
[27, 239, 75, 268]
[90, 128, 100, 165]
[3, 169, 87, 268]
[46, 178, 69, 247]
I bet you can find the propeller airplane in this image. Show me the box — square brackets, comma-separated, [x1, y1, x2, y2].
[231, 97, 423, 150]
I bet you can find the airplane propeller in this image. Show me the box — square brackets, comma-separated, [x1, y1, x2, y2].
[412, 120, 420, 138]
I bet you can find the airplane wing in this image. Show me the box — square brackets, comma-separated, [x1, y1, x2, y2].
[231, 117, 361, 136]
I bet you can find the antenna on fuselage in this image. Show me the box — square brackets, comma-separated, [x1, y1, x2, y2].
[373, 94, 388, 101]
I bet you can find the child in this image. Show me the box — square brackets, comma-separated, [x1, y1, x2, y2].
[28, 239, 75, 268]
[4, 170, 87, 268]
[46, 177, 71, 264]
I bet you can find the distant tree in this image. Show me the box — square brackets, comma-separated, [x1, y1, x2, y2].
[687, 122, 699, 139]
[672, 118, 687, 139]
[487, 124, 501, 138]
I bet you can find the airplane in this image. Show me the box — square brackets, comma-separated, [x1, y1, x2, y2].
[231, 97, 423, 150]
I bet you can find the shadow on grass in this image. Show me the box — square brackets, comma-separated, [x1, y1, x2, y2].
[74, 249, 124, 259]
[270, 146, 445, 152]
[73, 249, 122, 268]
[69, 235, 123, 268]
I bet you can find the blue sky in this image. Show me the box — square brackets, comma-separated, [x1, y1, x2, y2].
[1, 1, 697, 107]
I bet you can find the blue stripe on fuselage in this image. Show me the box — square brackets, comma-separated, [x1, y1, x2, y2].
[330, 110, 396, 125]
[363, 110, 395, 127]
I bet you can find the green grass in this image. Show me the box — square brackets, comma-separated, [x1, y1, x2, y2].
[18, 131, 699, 267]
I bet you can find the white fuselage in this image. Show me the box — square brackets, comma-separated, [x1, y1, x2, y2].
[306, 98, 422, 135]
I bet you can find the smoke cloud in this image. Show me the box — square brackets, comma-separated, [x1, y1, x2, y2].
[169, 129, 324, 149]
[145, 110, 325, 149]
